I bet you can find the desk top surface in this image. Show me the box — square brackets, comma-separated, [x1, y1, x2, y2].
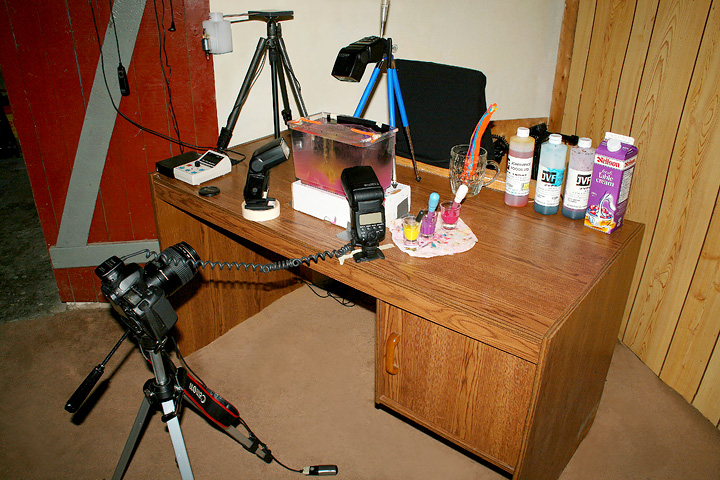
[151, 135, 644, 362]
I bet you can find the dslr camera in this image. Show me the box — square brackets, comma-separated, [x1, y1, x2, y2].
[95, 242, 200, 343]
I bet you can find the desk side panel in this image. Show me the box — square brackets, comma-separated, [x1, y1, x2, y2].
[151, 192, 300, 354]
[513, 225, 644, 480]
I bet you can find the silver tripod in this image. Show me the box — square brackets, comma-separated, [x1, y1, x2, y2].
[112, 347, 275, 479]
[113, 349, 193, 479]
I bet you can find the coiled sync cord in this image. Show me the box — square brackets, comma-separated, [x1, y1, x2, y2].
[195, 243, 354, 272]
[130, 242, 355, 273]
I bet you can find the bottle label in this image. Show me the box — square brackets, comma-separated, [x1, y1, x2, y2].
[563, 167, 592, 210]
[535, 166, 564, 207]
[505, 154, 532, 196]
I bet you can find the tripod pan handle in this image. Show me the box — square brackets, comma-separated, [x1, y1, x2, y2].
[65, 365, 104, 413]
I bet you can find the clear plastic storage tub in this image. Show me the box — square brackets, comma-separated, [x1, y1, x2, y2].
[288, 113, 397, 195]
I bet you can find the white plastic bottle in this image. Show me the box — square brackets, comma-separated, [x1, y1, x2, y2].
[562, 137, 595, 219]
[504, 127, 535, 207]
[534, 133, 567, 215]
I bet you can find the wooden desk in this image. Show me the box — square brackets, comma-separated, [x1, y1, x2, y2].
[150, 135, 643, 480]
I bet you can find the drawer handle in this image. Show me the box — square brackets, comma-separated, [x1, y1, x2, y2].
[385, 332, 400, 375]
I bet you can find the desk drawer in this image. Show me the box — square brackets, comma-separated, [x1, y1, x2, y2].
[375, 301, 535, 472]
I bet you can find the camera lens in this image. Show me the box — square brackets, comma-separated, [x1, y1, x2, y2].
[144, 242, 200, 296]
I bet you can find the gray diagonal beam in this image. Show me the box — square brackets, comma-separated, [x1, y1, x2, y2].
[50, 0, 152, 269]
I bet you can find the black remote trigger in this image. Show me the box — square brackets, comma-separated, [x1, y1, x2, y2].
[117, 64, 130, 96]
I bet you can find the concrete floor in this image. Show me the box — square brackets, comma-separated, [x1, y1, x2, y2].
[0, 154, 64, 323]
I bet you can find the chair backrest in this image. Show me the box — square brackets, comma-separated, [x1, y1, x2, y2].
[393, 59, 492, 169]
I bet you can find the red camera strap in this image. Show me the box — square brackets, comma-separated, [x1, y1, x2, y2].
[175, 367, 274, 463]
[176, 367, 240, 429]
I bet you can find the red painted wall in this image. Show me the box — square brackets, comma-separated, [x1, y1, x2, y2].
[0, 0, 217, 302]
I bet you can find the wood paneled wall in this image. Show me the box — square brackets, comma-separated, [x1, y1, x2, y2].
[0, 0, 217, 302]
[556, 0, 720, 428]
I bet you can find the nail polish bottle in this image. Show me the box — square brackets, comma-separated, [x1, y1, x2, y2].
[420, 192, 440, 237]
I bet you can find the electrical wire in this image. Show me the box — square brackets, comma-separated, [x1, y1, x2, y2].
[174, 345, 206, 387]
[152, 0, 183, 152]
[195, 242, 354, 273]
[88, 1, 247, 159]
[167, 0, 176, 31]
[301, 279, 356, 307]
[106, 0, 123, 62]
[221, 51, 267, 129]
[125, 246, 358, 308]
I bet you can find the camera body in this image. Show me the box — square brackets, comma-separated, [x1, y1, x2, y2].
[96, 257, 178, 342]
[332, 36, 386, 82]
[95, 243, 200, 343]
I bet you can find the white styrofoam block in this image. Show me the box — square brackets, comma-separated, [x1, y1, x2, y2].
[291, 181, 412, 227]
[292, 181, 351, 228]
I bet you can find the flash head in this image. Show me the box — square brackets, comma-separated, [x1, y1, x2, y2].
[242, 137, 291, 219]
[248, 137, 290, 174]
[332, 36, 386, 82]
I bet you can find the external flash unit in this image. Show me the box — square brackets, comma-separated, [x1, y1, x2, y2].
[331, 36, 386, 82]
[242, 137, 291, 221]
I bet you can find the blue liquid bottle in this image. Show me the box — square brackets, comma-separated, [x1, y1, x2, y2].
[534, 133, 567, 215]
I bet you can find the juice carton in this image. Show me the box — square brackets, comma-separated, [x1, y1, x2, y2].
[584, 133, 638, 234]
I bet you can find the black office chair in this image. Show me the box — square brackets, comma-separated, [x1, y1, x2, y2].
[393, 59, 494, 169]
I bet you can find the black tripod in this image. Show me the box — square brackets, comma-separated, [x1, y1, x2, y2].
[217, 10, 308, 151]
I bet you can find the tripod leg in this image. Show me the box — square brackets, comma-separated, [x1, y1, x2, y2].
[113, 397, 153, 480]
[353, 62, 382, 117]
[277, 37, 308, 117]
[160, 398, 194, 480]
[389, 65, 421, 181]
[217, 37, 269, 150]
[276, 61, 293, 124]
[269, 47, 282, 138]
[387, 63, 396, 128]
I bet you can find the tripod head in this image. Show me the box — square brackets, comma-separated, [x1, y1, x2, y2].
[247, 10, 293, 23]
